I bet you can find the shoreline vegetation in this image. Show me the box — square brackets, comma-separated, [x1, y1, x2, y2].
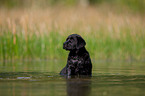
[0, 3, 145, 61]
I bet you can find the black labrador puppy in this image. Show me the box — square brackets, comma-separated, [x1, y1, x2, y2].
[60, 34, 92, 76]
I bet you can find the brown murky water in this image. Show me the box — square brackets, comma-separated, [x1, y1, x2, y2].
[0, 60, 145, 96]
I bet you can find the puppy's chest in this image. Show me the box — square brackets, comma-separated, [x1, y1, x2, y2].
[68, 56, 84, 65]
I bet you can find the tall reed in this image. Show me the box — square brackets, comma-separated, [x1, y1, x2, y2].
[0, 7, 145, 61]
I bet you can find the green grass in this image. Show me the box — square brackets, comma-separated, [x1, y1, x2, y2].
[0, 5, 144, 61]
[0, 31, 66, 60]
[0, 28, 145, 61]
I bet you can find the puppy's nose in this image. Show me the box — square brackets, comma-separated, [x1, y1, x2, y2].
[63, 42, 66, 46]
[63, 42, 67, 49]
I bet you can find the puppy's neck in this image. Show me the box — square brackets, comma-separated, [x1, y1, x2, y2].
[70, 47, 86, 55]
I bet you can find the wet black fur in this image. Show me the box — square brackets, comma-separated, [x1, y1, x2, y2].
[60, 34, 92, 76]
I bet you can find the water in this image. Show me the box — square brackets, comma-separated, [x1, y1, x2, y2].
[0, 60, 145, 96]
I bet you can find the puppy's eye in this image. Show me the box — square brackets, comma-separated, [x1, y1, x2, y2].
[69, 39, 73, 43]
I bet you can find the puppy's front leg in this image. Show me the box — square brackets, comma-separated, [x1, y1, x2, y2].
[67, 64, 75, 76]
[67, 68, 71, 76]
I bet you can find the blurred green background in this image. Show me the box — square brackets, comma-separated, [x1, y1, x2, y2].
[0, 0, 145, 61]
[0, 0, 145, 13]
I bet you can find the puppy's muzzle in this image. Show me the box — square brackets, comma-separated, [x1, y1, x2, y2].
[63, 42, 67, 49]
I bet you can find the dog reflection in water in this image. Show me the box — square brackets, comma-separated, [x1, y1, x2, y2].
[66, 76, 91, 96]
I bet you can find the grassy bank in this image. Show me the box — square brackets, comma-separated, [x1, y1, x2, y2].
[0, 7, 145, 61]
[1, 30, 145, 61]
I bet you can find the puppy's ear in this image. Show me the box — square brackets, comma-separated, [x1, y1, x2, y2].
[76, 35, 86, 49]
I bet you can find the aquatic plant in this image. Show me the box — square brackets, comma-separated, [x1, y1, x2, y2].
[0, 7, 144, 61]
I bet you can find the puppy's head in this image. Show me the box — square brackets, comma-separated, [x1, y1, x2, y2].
[63, 34, 86, 51]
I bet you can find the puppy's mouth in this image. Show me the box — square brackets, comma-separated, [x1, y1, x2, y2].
[63, 44, 67, 50]
[63, 43, 69, 50]
[63, 43, 73, 51]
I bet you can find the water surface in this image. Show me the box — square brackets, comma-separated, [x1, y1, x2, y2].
[0, 60, 145, 96]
